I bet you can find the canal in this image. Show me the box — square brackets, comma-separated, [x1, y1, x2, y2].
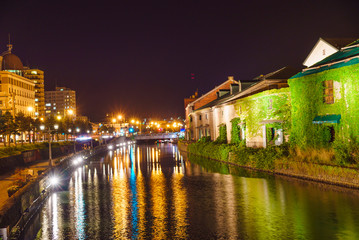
[22, 143, 359, 239]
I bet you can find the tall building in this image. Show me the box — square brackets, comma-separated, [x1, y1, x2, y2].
[23, 69, 45, 117]
[0, 43, 35, 117]
[45, 87, 76, 117]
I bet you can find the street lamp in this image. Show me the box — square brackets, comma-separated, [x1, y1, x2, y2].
[40, 124, 58, 167]
[40, 125, 45, 141]
[54, 124, 59, 142]
[74, 128, 80, 153]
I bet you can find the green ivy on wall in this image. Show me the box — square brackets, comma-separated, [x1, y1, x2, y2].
[215, 124, 227, 144]
[230, 118, 244, 144]
[289, 63, 359, 153]
[233, 88, 291, 142]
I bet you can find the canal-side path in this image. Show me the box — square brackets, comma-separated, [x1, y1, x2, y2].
[0, 156, 70, 208]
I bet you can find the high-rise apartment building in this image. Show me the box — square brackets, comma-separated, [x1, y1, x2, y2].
[24, 68, 45, 117]
[45, 87, 76, 117]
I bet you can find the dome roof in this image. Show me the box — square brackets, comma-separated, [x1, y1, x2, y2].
[1, 52, 24, 70]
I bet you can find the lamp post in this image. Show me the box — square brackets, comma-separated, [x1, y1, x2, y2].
[74, 127, 80, 153]
[40, 124, 58, 167]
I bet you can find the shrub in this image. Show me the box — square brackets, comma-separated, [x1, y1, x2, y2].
[332, 140, 359, 166]
[198, 136, 211, 143]
[7, 185, 20, 197]
[188, 142, 231, 161]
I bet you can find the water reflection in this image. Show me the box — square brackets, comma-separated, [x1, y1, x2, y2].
[24, 143, 359, 240]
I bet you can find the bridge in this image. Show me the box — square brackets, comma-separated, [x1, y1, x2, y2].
[135, 132, 179, 141]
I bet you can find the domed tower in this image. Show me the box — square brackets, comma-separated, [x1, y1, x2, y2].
[1, 41, 24, 76]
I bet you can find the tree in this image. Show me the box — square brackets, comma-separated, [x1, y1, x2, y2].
[15, 112, 30, 145]
[31, 118, 41, 143]
[1, 112, 16, 147]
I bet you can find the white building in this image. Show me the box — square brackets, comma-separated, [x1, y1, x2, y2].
[303, 38, 356, 67]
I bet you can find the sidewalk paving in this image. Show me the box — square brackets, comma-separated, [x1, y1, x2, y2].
[0, 158, 55, 208]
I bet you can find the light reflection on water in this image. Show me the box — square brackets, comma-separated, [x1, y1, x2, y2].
[23, 143, 359, 239]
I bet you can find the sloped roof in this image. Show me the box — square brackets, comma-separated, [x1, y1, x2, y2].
[194, 66, 298, 112]
[254, 66, 299, 80]
[186, 78, 238, 109]
[322, 38, 357, 49]
[311, 44, 359, 67]
[195, 91, 232, 111]
[291, 41, 359, 79]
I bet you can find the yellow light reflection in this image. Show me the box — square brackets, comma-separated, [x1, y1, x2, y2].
[151, 169, 166, 239]
[172, 170, 188, 238]
[112, 154, 129, 238]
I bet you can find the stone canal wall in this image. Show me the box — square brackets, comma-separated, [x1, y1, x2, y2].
[0, 145, 108, 239]
[0, 144, 84, 175]
[178, 141, 359, 190]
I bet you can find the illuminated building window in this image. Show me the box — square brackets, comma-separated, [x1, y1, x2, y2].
[323, 80, 334, 104]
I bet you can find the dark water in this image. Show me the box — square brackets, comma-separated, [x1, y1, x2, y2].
[23, 143, 359, 239]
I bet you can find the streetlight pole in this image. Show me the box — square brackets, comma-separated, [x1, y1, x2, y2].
[41, 124, 56, 167]
[49, 131, 52, 167]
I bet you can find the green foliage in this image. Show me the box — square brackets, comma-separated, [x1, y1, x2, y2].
[188, 142, 231, 161]
[0, 141, 73, 158]
[230, 118, 243, 144]
[215, 124, 227, 144]
[188, 141, 290, 171]
[289, 63, 359, 149]
[233, 88, 291, 141]
[198, 136, 211, 143]
[332, 139, 359, 166]
[230, 144, 290, 170]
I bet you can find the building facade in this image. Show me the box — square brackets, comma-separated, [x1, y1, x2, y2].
[185, 77, 238, 140]
[187, 67, 298, 148]
[23, 68, 45, 117]
[0, 71, 35, 117]
[45, 87, 76, 117]
[0, 44, 35, 117]
[289, 39, 359, 148]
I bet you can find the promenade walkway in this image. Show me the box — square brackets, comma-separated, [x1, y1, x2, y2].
[0, 156, 65, 208]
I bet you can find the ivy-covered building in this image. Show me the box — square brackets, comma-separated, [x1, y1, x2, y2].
[187, 67, 298, 147]
[289, 39, 359, 148]
[226, 67, 297, 147]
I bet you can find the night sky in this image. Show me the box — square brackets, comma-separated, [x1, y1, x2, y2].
[1, 0, 358, 121]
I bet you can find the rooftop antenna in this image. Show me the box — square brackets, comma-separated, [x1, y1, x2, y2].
[7, 34, 13, 53]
